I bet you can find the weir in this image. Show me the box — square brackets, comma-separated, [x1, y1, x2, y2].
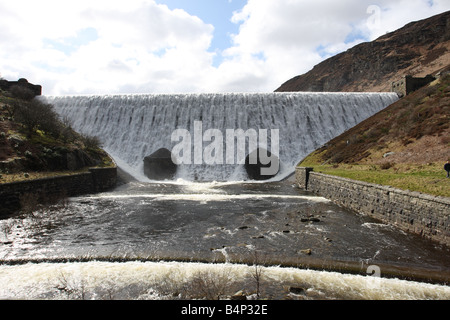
[43, 92, 398, 182]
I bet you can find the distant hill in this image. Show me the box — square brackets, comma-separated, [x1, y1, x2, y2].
[275, 11, 450, 93]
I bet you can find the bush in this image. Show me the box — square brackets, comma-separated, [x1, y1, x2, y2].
[13, 99, 62, 137]
[380, 162, 394, 170]
[441, 135, 450, 145]
[9, 85, 35, 101]
[81, 134, 102, 149]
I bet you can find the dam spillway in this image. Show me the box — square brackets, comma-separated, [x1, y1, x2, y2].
[43, 92, 399, 182]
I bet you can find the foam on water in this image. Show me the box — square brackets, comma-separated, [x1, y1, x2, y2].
[0, 261, 448, 300]
[87, 193, 331, 203]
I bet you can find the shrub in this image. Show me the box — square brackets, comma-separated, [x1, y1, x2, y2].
[13, 99, 62, 137]
[184, 270, 231, 300]
[81, 134, 102, 149]
[441, 135, 450, 145]
[380, 162, 394, 170]
[9, 85, 35, 101]
[60, 126, 76, 143]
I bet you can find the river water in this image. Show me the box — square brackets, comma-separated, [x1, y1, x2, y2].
[1, 177, 449, 300]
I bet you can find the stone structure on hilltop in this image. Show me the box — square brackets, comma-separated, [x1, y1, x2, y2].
[0, 78, 42, 97]
[391, 74, 436, 97]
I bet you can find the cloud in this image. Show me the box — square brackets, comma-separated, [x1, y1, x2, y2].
[365, 0, 450, 39]
[0, 0, 449, 95]
[219, 0, 450, 91]
[0, 0, 216, 94]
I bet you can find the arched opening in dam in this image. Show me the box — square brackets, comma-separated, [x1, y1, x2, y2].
[244, 148, 280, 181]
[143, 148, 177, 180]
[2, 92, 449, 300]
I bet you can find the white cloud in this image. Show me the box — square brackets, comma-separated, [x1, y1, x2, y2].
[219, 0, 450, 91]
[365, 0, 450, 39]
[0, 0, 216, 95]
[0, 0, 449, 95]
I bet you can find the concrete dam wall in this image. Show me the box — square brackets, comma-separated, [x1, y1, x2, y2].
[42, 92, 398, 182]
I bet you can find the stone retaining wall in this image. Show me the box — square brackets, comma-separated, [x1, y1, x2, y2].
[296, 167, 449, 246]
[0, 167, 117, 218]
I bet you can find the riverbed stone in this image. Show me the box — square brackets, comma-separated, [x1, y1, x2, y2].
[299, 249, 312, 255]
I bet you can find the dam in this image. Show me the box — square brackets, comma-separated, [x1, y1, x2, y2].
[44, 92, 399, 182]
[2, 92, 450, 300]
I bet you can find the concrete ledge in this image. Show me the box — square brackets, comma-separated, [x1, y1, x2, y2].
[295, 167, 450, 247]
[0, 166, 117, 218]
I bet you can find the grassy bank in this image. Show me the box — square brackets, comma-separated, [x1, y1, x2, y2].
[300, 156, 449, 197]
[0, 168, 101, 184]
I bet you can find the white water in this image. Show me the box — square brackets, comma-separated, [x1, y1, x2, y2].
[87, 193, 332, 202]
[1, 261, 448, 300]
[43, 92, 398, 182]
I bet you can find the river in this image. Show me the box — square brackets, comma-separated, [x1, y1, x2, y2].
[1, 177, 449, 300]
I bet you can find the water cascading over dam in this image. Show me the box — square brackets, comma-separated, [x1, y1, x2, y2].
[44, 92, 398, 182]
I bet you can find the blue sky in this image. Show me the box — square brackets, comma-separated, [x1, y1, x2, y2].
[158, 0, 247, 64]
[0, 0, 449, 95]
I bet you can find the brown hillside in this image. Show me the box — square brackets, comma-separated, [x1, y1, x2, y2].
[306, 74, 450, 166]
[299, 75, 449, 197]
[276, 11, 450, 93]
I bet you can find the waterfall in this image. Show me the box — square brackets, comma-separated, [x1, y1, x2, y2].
[42, 92, 398, 182]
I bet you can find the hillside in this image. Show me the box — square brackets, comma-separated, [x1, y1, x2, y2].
[0, 86, 113, 184]
[276, 11, 450, 93]
[300, 74, 450, 197]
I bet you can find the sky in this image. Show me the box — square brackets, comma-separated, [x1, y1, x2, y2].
[0, 0, 449, 96]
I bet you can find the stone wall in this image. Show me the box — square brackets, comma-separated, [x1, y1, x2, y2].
[89, 167, 118, 193]
[0, 167, 117, 218]
[296, 167, 449, 246]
